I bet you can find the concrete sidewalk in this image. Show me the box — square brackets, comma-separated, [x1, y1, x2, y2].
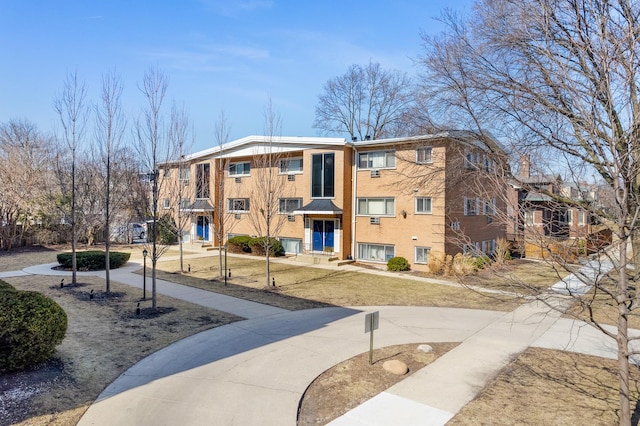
[7, 252, 630, 425]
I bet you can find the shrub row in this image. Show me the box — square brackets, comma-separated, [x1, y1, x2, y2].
[227, 236, 285, 257]
[0, 280, 67, 372]
[57, 250, 131, 270]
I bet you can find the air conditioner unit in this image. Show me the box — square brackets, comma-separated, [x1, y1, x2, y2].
[235, 177, 242, 183]
[288, 214, 295, 222]
[370, 169, 380, 178]
[234, 213, 241, 220]
[370, 216, 380, 225]
[287, 174, 295, 181]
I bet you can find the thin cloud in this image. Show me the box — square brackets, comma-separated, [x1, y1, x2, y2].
[199, 0, 273, 16]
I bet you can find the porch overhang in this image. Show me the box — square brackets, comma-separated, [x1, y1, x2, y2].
[182, 200, 215, 212]
[293, 199, 342, 215]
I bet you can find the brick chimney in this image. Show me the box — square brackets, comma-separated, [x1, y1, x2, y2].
[520, 155, 530, 178]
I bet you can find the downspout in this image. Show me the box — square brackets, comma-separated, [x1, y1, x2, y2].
[351, 145, 358, 260]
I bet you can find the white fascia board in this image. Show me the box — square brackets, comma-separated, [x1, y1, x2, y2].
[184, 135, 347, 162]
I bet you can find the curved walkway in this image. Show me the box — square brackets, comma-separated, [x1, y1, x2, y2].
[7, 255, 637, 425]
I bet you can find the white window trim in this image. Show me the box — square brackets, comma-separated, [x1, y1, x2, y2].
[163, 198, 170, 209]
[227, 198, 250, 213]
[416, 147, 433, 164]
[278, 197, 303, 214]
[357, 197, 396, 216]
[415, 246, 430, 264]
[415, 197, 433, 214]
[229, 161, 251, 177]
[278, 157, 303, 175]
[464, 197, 479, 216]
[357, 150, 396, 170]
[357, 242, 395, 263]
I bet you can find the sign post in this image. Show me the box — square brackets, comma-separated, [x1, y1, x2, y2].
[364, 311, 379, 365]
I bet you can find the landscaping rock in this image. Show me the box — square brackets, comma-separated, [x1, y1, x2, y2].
[418, 344, 433, 353]
[383, 359, 408, 375]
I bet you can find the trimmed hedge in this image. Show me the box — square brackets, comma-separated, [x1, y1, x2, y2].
[227, 236, 253, 254]
[57, 250, 131, 270]
[387, 256, 411, 272]
[249, 237, 285, 257]
[0, 282, 67, 372]
[226, 236, 285, 257]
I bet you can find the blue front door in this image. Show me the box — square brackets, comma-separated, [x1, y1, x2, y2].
[312, 220, 334, 252]
[197, 216, 209, 241]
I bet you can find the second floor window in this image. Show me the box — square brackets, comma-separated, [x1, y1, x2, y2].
[415, 197, 432, 214]
[357, 198, 395, 216]
[311, 153, 334, 198]
[227, 198, 250, 213]
[416, 147, 433, 164]
[196, 163, 210, 199]
[464, 197, 478, 216]
[229, 161, 251, 176]
[279, 158, 303, 174]
[358, 150, 395, 169]
[278, 198, 302, 213]
[179, 167, 190, 182]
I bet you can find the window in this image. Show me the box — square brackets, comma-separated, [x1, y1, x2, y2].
[483, 199, 496, 215]
[415, 197, 432, 214]
[279, 158, 303, 174]
[229, 161, 251, 176]
[357, 198, 395, 216]
[358, 243, 395, 262]
[280, 238, 302, 254]
[578, 210, 586, 226]
[358, 151, 395, 169]
[179, 198, 190, 209]
[465, 152, 478, 169]
[311, 153, 334, 198]
[525, 210, 535, 226]
[163, 168, 171, 178]
[464, 197, 478, 216]
[559, 210, 571, 224]
[179, 167, 190, 182]
[163, 198, 170, 209]
[278, 198, 302, 213]
[450, 221, 460, 231]
[416, 147, 433, 164]
[227, 198, 250, 213]
[415, 247, 430, 264]
[195, 163, 210, 199]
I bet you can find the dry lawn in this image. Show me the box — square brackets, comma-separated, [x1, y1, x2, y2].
[297, 342, 458, 425]
[152, 255, 523, 311]
[0, 274, 240, 426]
[448, 347, 640, 425]
[2, 246, 638, 425]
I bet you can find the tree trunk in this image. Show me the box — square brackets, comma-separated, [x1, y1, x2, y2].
[618, 237, 631, 425]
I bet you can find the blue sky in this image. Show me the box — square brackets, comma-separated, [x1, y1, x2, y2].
[1, 1, 473, 152]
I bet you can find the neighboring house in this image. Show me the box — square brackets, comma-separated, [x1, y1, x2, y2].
[508, 156, 602, 259]
[158, 132, 507, 271]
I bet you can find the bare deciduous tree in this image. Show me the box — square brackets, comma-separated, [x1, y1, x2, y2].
[314, 61, 414, 141]
[94, 70, 127, 293]
[135, 66, 174, 310]
[247, 100, 289, 287]
[54, 71, 89, 285]
[418, 1, 640, 422]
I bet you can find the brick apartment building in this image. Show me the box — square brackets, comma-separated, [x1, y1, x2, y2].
[158, 131, 507, 271]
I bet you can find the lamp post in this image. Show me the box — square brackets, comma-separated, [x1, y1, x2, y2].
[142, 249, 148, 299]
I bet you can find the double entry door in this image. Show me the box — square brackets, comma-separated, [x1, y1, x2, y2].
[312, 220, 334, 252]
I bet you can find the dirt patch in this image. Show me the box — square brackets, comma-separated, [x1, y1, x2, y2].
[0, 275, 241, 426]
[297, 342, 458, 425]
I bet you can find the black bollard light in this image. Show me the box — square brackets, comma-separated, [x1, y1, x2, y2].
[60, 279, 64, 288]
[136, 302, 141, 316]
[272, 277, 276, 287]
[228, 269, 231, 278]
[89, 289, 94, 300]
[188, 264, 191, 273]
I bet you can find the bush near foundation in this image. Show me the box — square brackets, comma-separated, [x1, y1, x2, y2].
[0, 281, 67, 372]
[57, 250, 131, 270]
[387, 256, 411, 271]
[249, 237, 285, 257]
[227, 236, 252, 253]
